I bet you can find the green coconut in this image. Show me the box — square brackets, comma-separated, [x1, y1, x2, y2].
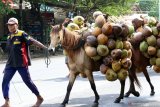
[105, 68, 118, 81]
[150, 57, 156, 65]
[116, 40, 123, 49]
[156, 58, 160, 67]
[117, 68, 128, 81]
[97, 45, 109, 56]
[112, 60, 121, 72]
[139, 41, 148, 52]
[146, 35, 156, 46]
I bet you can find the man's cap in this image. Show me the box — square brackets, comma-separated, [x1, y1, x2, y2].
[7, 17, 18, 25]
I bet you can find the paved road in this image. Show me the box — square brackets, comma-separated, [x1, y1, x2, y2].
[0, 55, 160, 107]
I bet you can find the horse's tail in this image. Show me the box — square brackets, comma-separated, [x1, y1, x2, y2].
[129, 67, 141, 89]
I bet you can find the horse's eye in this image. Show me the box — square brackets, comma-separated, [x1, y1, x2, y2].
[57, 36, 60, 39]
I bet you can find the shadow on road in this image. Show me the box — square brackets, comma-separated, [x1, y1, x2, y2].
[40, 93, 160, 107]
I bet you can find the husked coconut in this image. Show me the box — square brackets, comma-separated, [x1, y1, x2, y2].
[95, 15, 106, 28]
[97, 33, 108, 45]
[85, 46, 97, 57]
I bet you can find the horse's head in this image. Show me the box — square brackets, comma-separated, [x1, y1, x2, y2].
[49, 24, 63, 50]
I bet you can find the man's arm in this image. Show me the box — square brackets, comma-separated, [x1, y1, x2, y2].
[30, 37, 47, 49]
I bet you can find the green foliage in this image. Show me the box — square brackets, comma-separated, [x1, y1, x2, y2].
[0, 1, 15, 15]
[138, 0, 159, 18]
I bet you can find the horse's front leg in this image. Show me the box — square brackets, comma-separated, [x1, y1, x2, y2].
[114, 79, 125, 103]
[61, 72, 77, 107]
[86, 71, 99, 107]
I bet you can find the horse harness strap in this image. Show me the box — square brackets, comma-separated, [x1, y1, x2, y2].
[62, 28, 85, 50]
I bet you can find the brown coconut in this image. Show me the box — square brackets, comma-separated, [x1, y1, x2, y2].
[142, 26, 152, 38]
[85, 46, 97, 57]
[86, 35, 98, 47]
[153, 65, 160, 73]
[111, 49, 122, 60]
[103, 56, 113, 66]
[121, 58, 132, 69]
[123, 41, 132, 50]
[132, 18, 143, 30]
[92, 27, 102, 37]
[107, 39, 116, 49]
[100, 64, 109, 74]
[147, 46, 157, 56]
[97, 33, 108, 45]
[102, 22, 113, 35]
[95, 15, 106, 28]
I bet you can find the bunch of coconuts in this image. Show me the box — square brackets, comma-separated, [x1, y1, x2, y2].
[130, 16, 160, 73]
[84, 12, 134, 81]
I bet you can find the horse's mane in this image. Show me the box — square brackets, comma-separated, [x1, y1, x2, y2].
[61, 27, 82, 50]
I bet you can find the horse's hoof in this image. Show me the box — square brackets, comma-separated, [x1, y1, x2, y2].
[150, 91, 155, 96]
[114, 98, 121, 103]
[124, 92, 130, 97]
[132, 91, 140, 97]
[92, 102, 99, 107]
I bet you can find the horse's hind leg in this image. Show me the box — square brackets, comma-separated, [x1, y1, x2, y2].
[61, 73, 77, 107]
[143, 68, 155, 96]
[86, 72, 99, 107]
[114, 80, 125, 103]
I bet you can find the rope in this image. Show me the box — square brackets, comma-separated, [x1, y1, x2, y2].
[44, 49, 51, 68]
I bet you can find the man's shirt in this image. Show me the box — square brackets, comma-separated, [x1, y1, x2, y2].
[6, 30, 32, 67]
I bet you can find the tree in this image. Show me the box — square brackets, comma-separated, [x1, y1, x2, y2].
[0, 0, 15, 15]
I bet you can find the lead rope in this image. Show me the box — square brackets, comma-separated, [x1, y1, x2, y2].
[44, 48, 51, 68]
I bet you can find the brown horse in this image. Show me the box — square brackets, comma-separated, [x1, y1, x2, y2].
[49, 24, 140, 106]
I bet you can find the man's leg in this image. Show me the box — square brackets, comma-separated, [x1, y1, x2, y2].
[17, 67, 43, 107]
[1, 66, 16, 107]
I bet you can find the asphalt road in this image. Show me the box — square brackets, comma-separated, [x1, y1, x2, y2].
[0, 55, 160, 107]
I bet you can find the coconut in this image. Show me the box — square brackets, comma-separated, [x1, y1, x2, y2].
[150, 57, 156, 65]
[107, 39, 116, 49]
[132, 32, 144, 44]
[100, 64, 109, 74]
[152, 65, 160, 73]
[86, 35, 98, 47]
[105, 68, 118, 81]
[139, 41, 148, 52]
[121, 58, 132, 69]
[103, 56, 113, 66]
[95, 15, 106, 28]
[93, 11, 103, 19]
[146, 35, 156, 46]
[147, 46, 157, 56]
[123, 41, 132, 50]
[156, 49, 160, 58]
[85, 46, 97, 57]
[121, 49, 129, 58]
[112, 24, 123, 36]
[148, 17, 157, 26]
[115, 40, 123, 49]
[127, 49, 132, 59]
[91, 55, 102, 61]
[156, 38, 160, 48]
[132, 18, 143, 30]
[156, 58, 160, 67]
[117, 68, 128, 80]
[142, 25, 152, 38]
[73, 16, 85, 27]
[112, 60, 121, 72]
[120, 24, 130, 38]
[92, 27, 102, 37]
[102, 22, 113, 35]
[136, 26, 144, 32]
[82, 30, 92, 40]
[156, 22, 160, 31]
[127, 25, 135, 35]
[111, 49, 122, 60]
[97, 45, 109, 56]
[67, 23, 80, 31]
[97, 33, 108, 45]
[151, 27, 159, 36]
